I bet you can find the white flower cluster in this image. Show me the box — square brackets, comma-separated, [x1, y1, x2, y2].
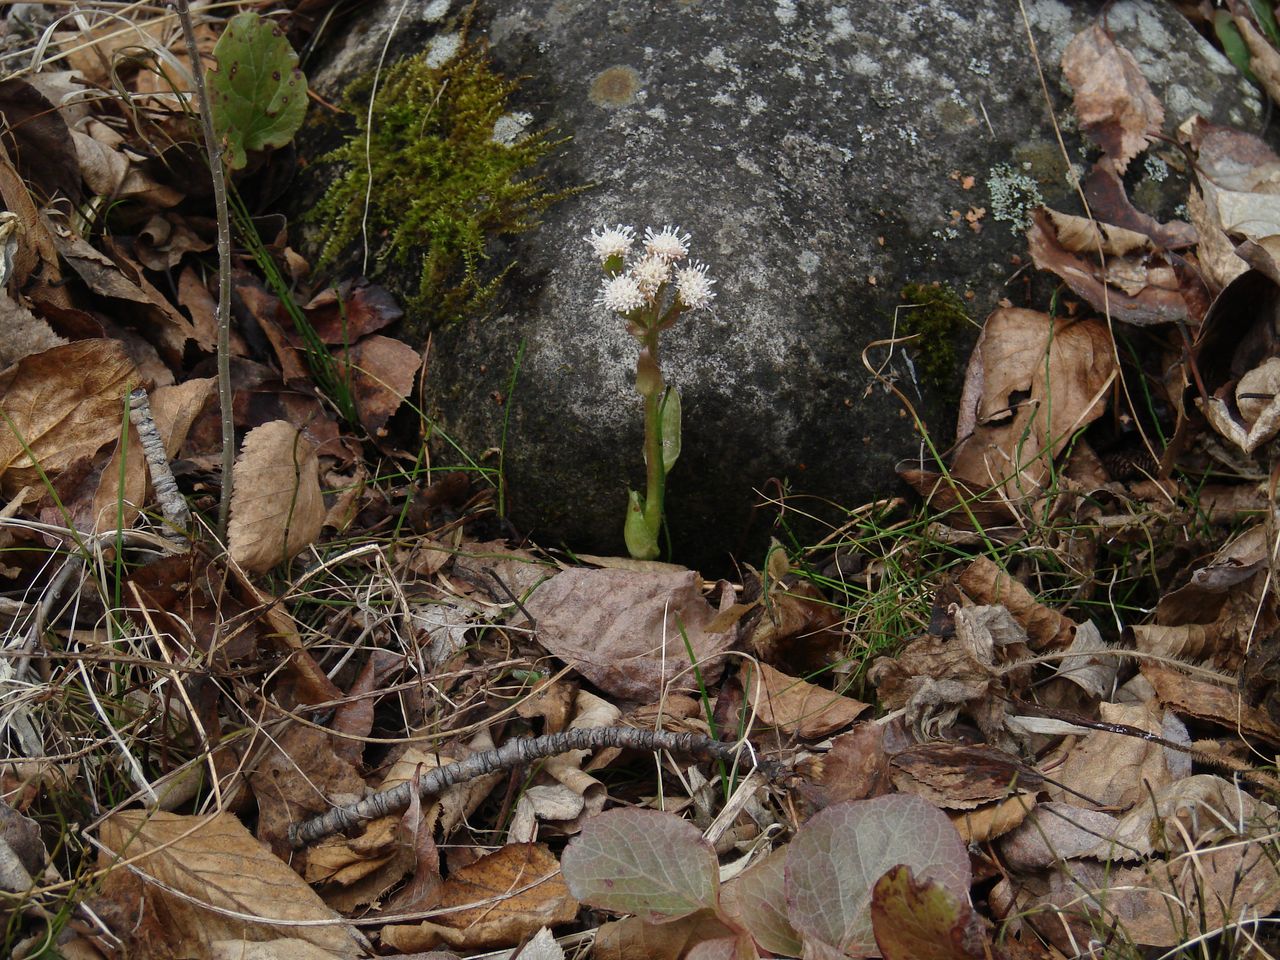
[587, 223, 716, 312]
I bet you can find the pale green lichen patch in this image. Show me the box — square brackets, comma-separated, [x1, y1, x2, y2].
[311, 38, 573, 329]
[987, 162, 1044, 233]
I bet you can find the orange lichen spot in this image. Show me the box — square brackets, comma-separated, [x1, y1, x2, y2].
[590, 66, 640, 108]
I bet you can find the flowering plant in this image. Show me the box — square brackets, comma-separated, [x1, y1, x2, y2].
[587, 224, 716, 559]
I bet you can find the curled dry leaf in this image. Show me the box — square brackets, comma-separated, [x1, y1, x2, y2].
[1027, 209, 1202, 326]
[947, 307, 1115, 510]
[0, 339, 136, 496]
[957, 556, 1075, 650]
[1061, 23, 1163, 172]
[1186, 119, 1280, 269]
[228, 420, 325, 573]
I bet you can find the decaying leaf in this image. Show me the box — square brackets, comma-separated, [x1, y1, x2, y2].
[786, 795, 972, 959]
[1061, 23, 1163, 171]
[870, 865, 989, 960]
[0, 339, 136, 496]
[343, 334, 421, 436]
[228, 419, 325, 573]
[948, 307, 1116, 511]
[1027, 209, 1201, 325]
[96, 811, 367, 959]
[743, 662, 869, 739]
[562, 809, 719, 924]
[521, 568, 736, 701]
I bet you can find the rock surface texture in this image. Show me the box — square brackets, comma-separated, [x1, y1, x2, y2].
[304, 0, 1258, 568]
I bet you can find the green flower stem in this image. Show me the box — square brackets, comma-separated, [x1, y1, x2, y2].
[641, 326, 666, 537]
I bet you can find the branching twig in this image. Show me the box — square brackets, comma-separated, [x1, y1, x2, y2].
[170, 0, 234, 541]
[289, 726, 788, 847]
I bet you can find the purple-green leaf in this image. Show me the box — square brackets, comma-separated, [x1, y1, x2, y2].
[561, 809, 720, 923]
[785, 795, 971, 958]
[720, 847, 802, 957]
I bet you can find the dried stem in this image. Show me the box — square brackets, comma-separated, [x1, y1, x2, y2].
[289, 726, 787, 847]
[170, 0, 234, 541]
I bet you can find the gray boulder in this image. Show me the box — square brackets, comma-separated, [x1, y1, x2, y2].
[303, 0, 1258, 568]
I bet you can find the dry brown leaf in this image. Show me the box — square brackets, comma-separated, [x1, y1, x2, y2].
[207, 941, 356, 960]
[1048, 700, 1174, 811]
[950, 308, 1115, 509]
[797, 721, 902, 808]
[96, 811, 367, 959]
[228, 420, 325, 573]
[247, 721, 369, 861]
[0, 291, 66, 368]
[1103, 842, 1280, 947]
[385, 843, 577, 950]
[57, 234, 197, 363]
[1082, 774, 1276, 861]
[1081, 160, 1196, 250]
[1061, 23, 1163, 171]
[890, 742, 1039, 811]
[746, 662, 868, 738]
[949, 793, 1034, 844]
[0, 339, 136, 496]
[997, 801, 1122, 872]
[1027, 210, 1199, 325]
[345, 334, 421, 436]
[301, 282, 403, 343]
[1237, 16, 1280, 122]
[1142, 663, 1280, 744]
[1187, 187, 1247, 291]
[1044, 209, 1152, 257]
[521, 568, 736, 701]
[593, 910, 736, 960]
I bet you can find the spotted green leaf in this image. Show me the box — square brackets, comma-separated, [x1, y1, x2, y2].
[209, 13, 307, 170]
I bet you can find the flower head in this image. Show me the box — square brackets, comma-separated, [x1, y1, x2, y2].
[586, 224, 635, 263]
[644, 225, 691, 262]
[631, 253, 671, 298]
[596, 273, 645, 313]
[675, 261, 716, 310]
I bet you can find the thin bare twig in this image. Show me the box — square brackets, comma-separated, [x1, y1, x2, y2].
[169, 0, 234, 541]
[290, 726, 788, 847]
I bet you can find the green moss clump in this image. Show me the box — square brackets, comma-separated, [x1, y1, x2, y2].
[898, 282, 969, 387]
[311, 38, 572, 328]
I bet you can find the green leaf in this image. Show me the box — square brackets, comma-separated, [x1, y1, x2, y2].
[209, 13, 308, 170]
[785, 795, 971, 958]
[561, 809, 719, 923]
[1249, 0, 1280, 47]
[624, 490, 659, 561]
[1214, 11, 1259, 86]
[870, 865, 988, 960]
[659, 386, 681, 473]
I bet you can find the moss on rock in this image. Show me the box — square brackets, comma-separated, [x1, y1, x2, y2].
[311, 36, 574, 330]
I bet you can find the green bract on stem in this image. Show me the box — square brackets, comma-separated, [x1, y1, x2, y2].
[587, 224, 716, 560]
